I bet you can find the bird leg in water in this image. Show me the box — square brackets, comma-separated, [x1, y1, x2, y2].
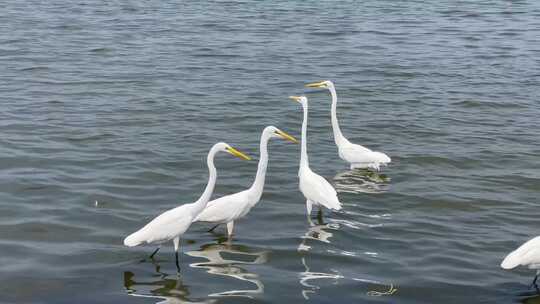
[208, 224, 220, 233]
[306, 200, 313, 217]
[149, 247, 160, 259]
[531, 273, 539, 290]
[227, 221, 234, 239]
[173, 237, 180, 273]
[317, 207, 323, 224]
[175, 251, 180, 273]
[306, 200, 314, 226]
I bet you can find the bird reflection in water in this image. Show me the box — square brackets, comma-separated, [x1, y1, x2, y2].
[123, 261, 211, 304]
[297, 218, 397, 299]
[186, 240, 268, 298]
[124, 241, 267, 302]
[298, 218, 344, 299]
[333, 169, 390, 194]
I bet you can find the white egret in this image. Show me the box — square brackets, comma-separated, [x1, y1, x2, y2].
[195, 126, 297, 237]
[290, 95, 342, 222]
[501, 235, 540, 289]
[123, 142, 251, 272]
[305, 80, 391, 171]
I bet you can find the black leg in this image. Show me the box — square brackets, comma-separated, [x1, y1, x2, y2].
[531, 274, 539, 289]
[175, 251, 180, 273]
[317, 208, 323, 224]
[208, 224, 220, 233]
[149, 247, 160, 259]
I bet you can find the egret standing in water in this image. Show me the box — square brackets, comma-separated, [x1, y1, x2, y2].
[501, 235, 540, 289]
[290, 96, 342, 222]
[195, 126, 298, 237]
[305, 80, 391, 171]
[123, 142, 251, 272]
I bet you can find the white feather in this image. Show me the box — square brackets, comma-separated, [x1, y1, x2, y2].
[195, 190, 251, 224]
[501, 236, 540, 270]
[338, 140, 391, 170]
[124, 205, 195, 247]
[299, 168, 342, 210]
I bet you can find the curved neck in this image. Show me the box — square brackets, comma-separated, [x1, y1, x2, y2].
[193, 148, 217, 214]
[329, 86, 345, 145]
[249, 134, 270, 196]
[300, 103, 309, 169]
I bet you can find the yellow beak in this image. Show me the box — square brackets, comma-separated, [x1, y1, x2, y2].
[289, 96, 301, 103]
[276, 130, 298, 143]
[305, 81, 326, 88]
[226, 147, 251, 160]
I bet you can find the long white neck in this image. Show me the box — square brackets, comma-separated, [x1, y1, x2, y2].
[192, 147, 218, 215]
[249, 132, 270, 199]
[329, 86, 345, 145]
[300, 102, 309, 169]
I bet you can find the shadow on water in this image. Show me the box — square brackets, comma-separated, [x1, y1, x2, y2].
[185, 241, 268, 298]
[333, 169, 390, 194]
[124, 240, 268, 302]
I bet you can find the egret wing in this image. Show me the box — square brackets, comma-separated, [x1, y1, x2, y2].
[300, 170, 341, 210]
[502, 236, 540, 269]
[124, 205, 194, 246]
[339, 143, 391, 165]
[195, 190, 250, 223]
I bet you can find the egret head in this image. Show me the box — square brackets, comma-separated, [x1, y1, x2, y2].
[214, 142, 251, 160]
[305, 80, 334, 90]
[289, 95, 308, 106]
[264, 126, 298, 143]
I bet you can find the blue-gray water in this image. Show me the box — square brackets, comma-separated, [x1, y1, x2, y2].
[2, 1, 540, 303]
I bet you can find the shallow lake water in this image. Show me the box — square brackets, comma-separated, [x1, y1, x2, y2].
[1, 1, 540, 303]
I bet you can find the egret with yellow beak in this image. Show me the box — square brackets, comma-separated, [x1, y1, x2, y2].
[195, 126, 298, 237]
[290, 96, 342, 222]
[306, 80, 391, 171]
[124, 142, 251, 272]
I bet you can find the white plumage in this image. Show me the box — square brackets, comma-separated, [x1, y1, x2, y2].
[299, 169, 341, 212]
[195, 126, 297, 237]
[501, 235, 540, 288]
[124, 205, 196, 248]
[306, 80, 391, 171]
[123, 142, 250, 271]
[338, 140, 391, 171]
[290, 95, 342, 221]
[501, 236, 540, 270]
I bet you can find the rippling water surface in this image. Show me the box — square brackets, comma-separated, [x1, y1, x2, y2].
[2, 1, 540, 303]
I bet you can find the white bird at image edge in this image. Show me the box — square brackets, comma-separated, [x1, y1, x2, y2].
[501, 235, 540, 287]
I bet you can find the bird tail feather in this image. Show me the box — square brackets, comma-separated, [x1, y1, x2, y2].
[329, 197, 342, 211]
[124, 230, 146, 247]
[501, 250, 521, 269]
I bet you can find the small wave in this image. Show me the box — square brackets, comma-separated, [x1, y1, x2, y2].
[453, 99, 527, 109]
[89, 47, 113, 53]
[19, 66, 50, 72]
[66, 133, 116, 142]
